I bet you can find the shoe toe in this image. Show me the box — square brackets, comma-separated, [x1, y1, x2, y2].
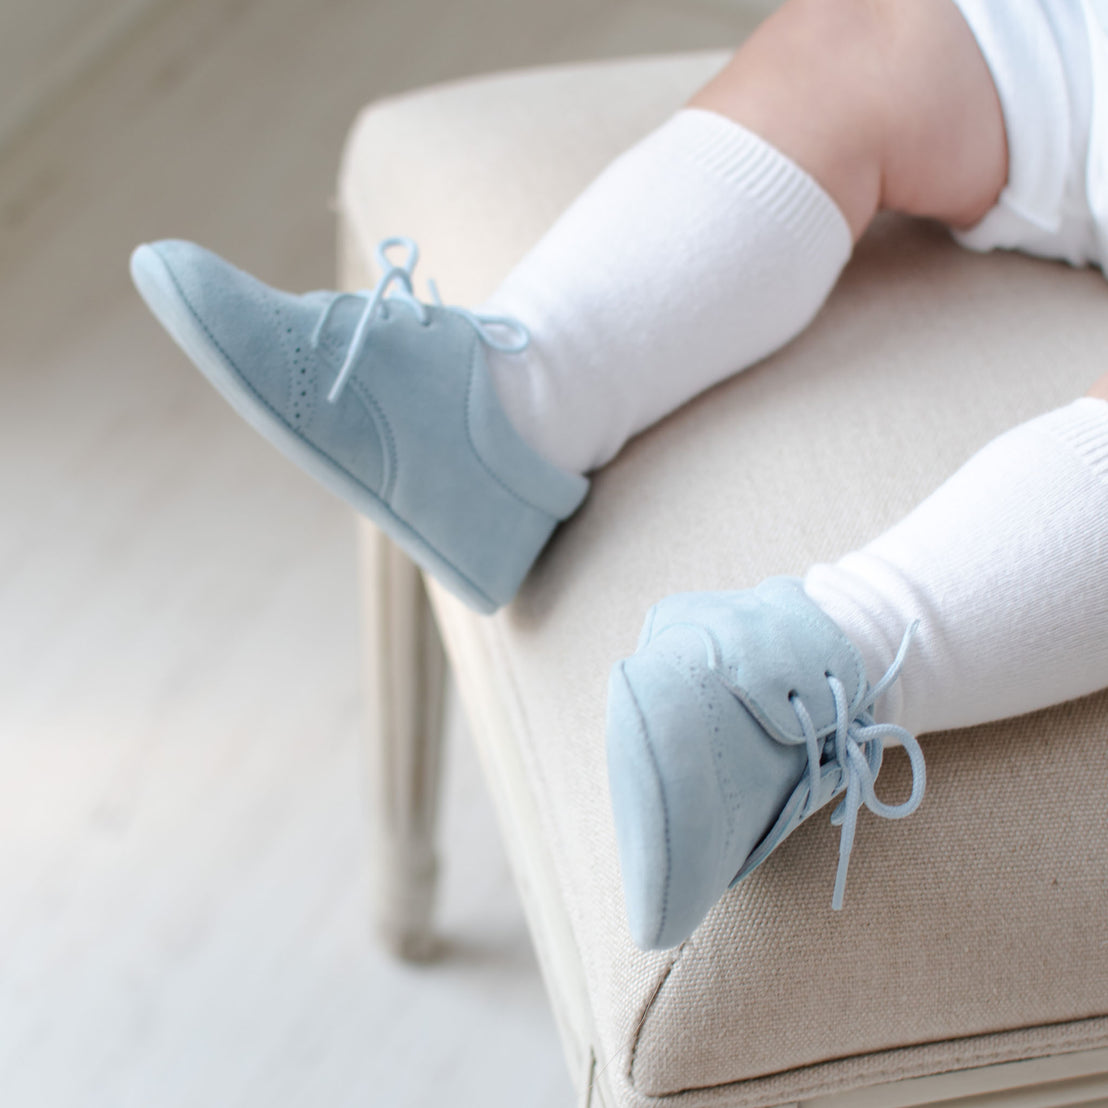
[608, 631, 762, 950]
[133, 239, 244, 323]
[132, 240, 310, 403]
[607, 619, 812, 950]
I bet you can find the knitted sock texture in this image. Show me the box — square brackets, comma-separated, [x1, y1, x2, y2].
[805, 398, 1108, 735]
[480, 107, 852, 474]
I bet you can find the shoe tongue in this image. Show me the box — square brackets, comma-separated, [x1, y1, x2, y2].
[647, 577, 866, 745]
[728, 577, 866, 744]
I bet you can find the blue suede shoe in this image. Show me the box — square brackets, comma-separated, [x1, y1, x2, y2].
[130, 236, 588, 614]
[606, 576, 924, 950]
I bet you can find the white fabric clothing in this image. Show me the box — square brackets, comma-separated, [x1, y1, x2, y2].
[480, 108, 852, 474]
[805, 398, 1108, 737]
[949, 0, 1105, 267]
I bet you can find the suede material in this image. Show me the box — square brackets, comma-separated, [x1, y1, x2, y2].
[145, 240, 588, 611]
[607, 577, 867, 950]
[639, 577, 865, 742]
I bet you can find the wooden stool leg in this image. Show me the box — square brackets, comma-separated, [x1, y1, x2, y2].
[356, 519, 447, 961]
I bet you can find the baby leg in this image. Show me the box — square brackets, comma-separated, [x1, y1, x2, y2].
[807, 383, 1108, 737]
[611, 386, 1108, 948]
[483, 0, 1008, 473]
[133, 0, 1014, 614]
[689, 0, 1007, 237]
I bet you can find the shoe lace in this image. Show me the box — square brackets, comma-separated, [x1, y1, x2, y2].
[310, 235, 530, 404]
[686, 616, 925, 909]
[787, 621, 925, 909]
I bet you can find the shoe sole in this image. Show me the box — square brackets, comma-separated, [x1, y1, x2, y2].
[130, 244, 499, 614]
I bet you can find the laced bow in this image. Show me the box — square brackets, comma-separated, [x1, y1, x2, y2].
[787, 622, 925, 909]
[311, 236, 530, 404]
[693, 618, 925, 910]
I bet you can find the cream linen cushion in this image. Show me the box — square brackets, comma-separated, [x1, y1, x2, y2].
[338, 52, 1108, 1107]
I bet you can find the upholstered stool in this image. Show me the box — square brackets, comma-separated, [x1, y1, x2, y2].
[338, 51, 1108, 1108]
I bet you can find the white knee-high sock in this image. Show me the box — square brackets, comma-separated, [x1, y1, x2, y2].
[804, 398, 1108, 736]
[480, 108, 853, 474]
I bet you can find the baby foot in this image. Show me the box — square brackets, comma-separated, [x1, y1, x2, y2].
[606, 576, 923, 950]
[130, 236, 588, 613]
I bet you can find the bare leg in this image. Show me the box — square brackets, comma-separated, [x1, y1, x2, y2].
[690, 0, 1008, 241]
[1089, 372, 1108, 402]
[457, 0, 1017, 474]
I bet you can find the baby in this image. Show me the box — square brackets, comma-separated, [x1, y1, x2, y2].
[131, 0, 1108, 950]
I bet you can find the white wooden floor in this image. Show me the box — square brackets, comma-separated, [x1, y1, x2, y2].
[0, 1, 762, 1104]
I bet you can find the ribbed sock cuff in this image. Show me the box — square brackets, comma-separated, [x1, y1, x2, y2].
[673, 107, 853, 265]
[1034, 396, 1108, 486]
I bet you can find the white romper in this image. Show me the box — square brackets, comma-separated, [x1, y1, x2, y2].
[950, 0, 1108, 269]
